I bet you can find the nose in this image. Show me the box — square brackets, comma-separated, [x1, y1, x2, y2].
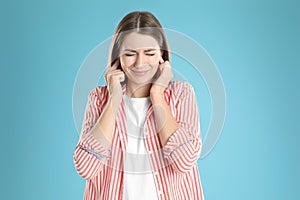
[135, 54, 145, 68]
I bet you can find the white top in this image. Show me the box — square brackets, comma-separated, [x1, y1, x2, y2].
[122, 94, 159, 200]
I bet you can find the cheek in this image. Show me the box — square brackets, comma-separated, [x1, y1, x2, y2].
[150, 55, 161, 66]
[120, 58, 130, 72]
[147, 55, 160, 65]
[120, 56, 135, 68]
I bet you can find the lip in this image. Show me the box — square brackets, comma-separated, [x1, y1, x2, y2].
[132, 70, 149, 76]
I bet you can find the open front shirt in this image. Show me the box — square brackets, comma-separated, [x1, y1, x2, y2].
[73, 81, 205, 200]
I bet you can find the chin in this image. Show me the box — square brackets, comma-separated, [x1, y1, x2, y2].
[128, 75, 154, 85]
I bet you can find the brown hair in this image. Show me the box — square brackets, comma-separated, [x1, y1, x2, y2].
[108, 11, 170, 71]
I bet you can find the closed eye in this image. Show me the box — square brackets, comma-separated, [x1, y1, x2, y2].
[146, 53, 155, 56]
[125, 53, 135, 57]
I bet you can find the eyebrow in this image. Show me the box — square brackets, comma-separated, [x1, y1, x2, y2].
[123, 48, 159, 52]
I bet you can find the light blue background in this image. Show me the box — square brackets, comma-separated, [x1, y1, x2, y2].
[1, 0, 299, 199]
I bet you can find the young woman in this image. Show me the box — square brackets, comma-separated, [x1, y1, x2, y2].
[73, 11, 204, 200]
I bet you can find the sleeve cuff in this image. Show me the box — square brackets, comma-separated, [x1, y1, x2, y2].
[79, 134, 111, 159]
[162, 125, 194, 159]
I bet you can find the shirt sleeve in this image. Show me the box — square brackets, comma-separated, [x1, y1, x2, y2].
[162, 82, 202, 173]
[73, 87, 111, 180]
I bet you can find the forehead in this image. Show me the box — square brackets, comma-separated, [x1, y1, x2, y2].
[120, 32, 160, 51]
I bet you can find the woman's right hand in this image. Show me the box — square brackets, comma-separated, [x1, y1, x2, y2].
[104, 59, 125, 117]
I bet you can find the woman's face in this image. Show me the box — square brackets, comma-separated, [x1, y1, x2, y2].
[119, 32, 162, 86]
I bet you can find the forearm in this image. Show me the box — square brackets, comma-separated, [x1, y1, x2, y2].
[90, 98, 115, 149]
[74, 100, 114, 179]
[150, 91, 180, 147]
[157, 83, 202, 173]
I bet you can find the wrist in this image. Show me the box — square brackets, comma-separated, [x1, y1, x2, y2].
[150, 92, 164, 103]
[106, 97, 118, 120]
[150, 84, 165, 94]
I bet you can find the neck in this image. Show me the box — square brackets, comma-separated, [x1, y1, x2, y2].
[126, 82, 152, 98]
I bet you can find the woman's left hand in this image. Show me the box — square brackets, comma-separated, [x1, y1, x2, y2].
[150, 57, 173, 94]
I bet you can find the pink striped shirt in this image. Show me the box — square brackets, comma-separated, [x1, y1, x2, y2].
[73, 81, 205, 200]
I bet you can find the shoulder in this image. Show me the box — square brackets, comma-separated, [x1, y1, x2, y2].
[166, 80, 194, 96]
[87, 85, 109, 100]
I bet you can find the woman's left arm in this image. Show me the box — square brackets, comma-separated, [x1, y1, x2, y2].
[150, 82, 202, 174]
[151, 58, 202, 174]
[150, 89, 180, 147]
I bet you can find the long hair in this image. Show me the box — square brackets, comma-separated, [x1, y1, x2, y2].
[107, 11, 170, 75]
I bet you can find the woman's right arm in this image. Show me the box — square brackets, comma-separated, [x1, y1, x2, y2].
[74, 59, 124, 180]
[73, 88, 116, 180]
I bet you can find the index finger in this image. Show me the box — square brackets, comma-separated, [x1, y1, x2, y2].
[159, 57, 164, 64]
[111, 59, 120, 69]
